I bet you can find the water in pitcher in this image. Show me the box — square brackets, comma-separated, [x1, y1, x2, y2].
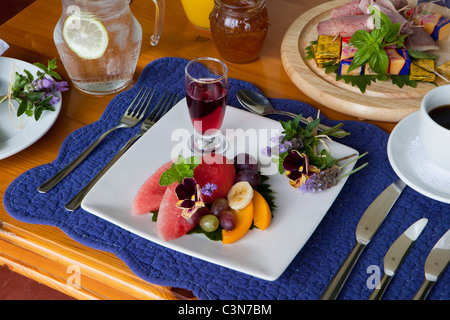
[53, 1, 142, 95]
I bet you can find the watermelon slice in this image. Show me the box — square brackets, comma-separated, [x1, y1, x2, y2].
[156, 183, 196, 241]
[194, 154, 236, 204]
[131, 160, 173, 215]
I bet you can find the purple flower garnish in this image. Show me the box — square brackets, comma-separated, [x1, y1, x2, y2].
[175, 178, 205, 219]
[261, 146, 272, 157]
[201, 183, 217, 197]
[298, 173, 319, 194]
[278, 140, 293, 153]
[27, 78, 69, 106]
[263, 134, 297, 158]
[283, 150, 319, 188]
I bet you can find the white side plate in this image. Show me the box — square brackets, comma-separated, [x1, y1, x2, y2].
[0, 57, 61, 160]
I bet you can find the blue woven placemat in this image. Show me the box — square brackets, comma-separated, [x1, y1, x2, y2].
[3, 57, 449, 300]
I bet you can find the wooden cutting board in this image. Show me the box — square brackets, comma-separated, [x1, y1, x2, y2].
[281, 0, 450, 122]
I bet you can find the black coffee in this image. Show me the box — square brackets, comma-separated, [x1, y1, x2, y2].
[429, 105, 450, 130]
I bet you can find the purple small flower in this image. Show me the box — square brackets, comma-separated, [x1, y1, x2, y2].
[31, 78, 68, 94]
[54, 81, 69, 92]
[298, 173, 319, 194]
[29, 77, 69, 105]
[264, 133, 295, 157]
[279, 140, 293, 153]
[49, 95, 60, 105]
[201, 183, 217, 197]
[261, 146, 272, 157]
[270, 134, 283, 144]
[42, 78, 54, 89]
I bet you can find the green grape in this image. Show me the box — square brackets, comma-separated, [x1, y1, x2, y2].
[199, 214, 220, 232]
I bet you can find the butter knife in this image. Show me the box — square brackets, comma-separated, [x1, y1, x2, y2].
[320, 179, 406, 300]
[412, 229, 450, 300]
[368, 218, 428, 300]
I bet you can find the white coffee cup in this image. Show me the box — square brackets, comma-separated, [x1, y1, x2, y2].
[418, 84, 450, 171]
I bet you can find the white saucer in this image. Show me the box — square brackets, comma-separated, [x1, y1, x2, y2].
[388, 111, 450, 204]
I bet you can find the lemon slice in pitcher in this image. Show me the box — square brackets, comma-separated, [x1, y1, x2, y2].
[62, 14, 109, 60]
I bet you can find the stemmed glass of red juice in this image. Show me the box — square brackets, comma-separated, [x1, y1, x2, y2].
[185, 57, 229, 154]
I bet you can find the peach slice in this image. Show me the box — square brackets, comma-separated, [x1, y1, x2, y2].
[252, 190, 272, 230]
[222, 200, 254, 244]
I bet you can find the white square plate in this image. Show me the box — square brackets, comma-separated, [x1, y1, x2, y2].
[82, 98, 357, 281]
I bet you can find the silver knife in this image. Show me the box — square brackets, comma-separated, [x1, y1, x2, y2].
[412, 229, 450, 300]
[368, 218, 428, 300]
[320, 179, 406, 300]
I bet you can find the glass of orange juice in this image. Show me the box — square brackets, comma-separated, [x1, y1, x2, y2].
[181, 0, 215, 30]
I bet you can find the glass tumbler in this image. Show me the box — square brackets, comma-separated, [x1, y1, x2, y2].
[185, 57, 228, 154]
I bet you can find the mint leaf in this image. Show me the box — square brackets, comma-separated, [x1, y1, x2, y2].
[368, 4, 391, 31]
[385, 22, 401, 43]
[407, 49, 438, 60]
[159, 156, 200, 186]
[159, 167, 180, 186]
[350, 29, 373, 48]
[368, 48, 389, 75]
[348, 5, 406, 76]
[34, 58, 62, 80]
[348, 45, 372, 73]
[305, 118, 320, 132]
[17, 99, 28, 117]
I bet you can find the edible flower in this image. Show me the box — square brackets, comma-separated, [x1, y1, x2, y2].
[0, 58, 68, 127]
[175, 178, 205, 219]
[201, 183, 217, 197]
[262, 134, 302, 157]
[282, 150, 320, 188]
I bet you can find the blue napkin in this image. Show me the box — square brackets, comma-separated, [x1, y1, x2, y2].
[4, 57, 449, 300]
[418, 0, 450, 7]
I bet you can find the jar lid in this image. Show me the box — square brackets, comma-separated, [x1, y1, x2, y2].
[214, 0, 265, 12]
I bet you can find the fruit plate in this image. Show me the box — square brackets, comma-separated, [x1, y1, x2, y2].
[81, 98, 358, 281]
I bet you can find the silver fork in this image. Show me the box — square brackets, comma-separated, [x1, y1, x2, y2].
[64, 91, 179, 211]
[38, 86, 154, 193]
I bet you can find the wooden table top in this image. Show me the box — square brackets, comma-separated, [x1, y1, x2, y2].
[0, 0, 398, 300]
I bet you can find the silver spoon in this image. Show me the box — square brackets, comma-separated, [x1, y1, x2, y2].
[236, 89, 349, 138]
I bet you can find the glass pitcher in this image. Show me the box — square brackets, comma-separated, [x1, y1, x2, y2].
[53, 0, 164, 95]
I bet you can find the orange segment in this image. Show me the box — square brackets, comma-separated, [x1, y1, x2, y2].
[222, 200, 254, 244]
[252, 190, 271, 230]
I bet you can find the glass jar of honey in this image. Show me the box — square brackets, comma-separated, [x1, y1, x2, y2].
[210, 0, 269, 64]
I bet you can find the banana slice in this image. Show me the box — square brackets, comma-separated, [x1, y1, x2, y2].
[227, 181, 254, 210]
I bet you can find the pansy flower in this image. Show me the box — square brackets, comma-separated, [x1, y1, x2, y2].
[282, 150, 320, 188]
[175, 178, 205, 219]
